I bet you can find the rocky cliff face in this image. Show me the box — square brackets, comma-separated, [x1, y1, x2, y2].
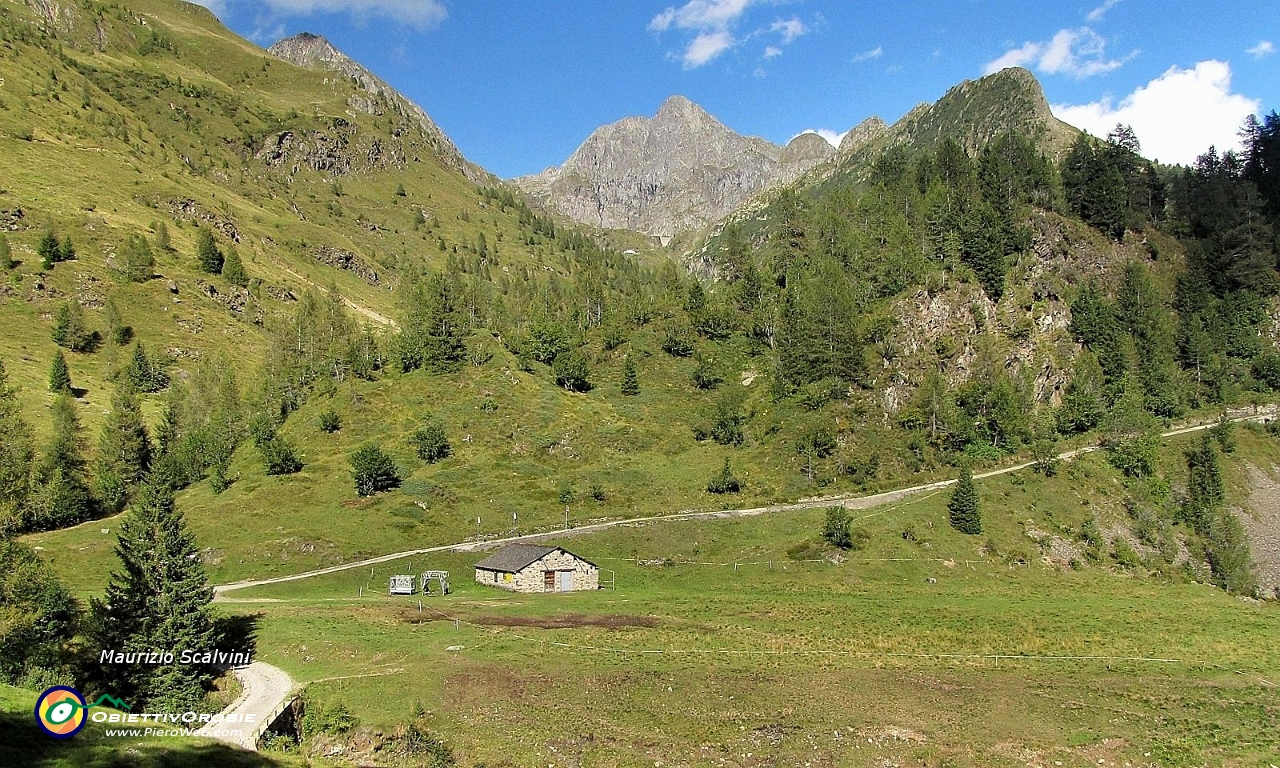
[268, 33, 489, 183]
[514, 96, 834, 240]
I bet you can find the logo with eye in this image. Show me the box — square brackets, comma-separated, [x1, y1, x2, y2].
[34, 686, 90, 739]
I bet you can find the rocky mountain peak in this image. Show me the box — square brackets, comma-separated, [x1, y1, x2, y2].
[512, 97, 833, 240]
[267, 33, 487, 182]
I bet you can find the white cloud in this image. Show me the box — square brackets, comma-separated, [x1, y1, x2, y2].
[1247, 40, 1275, 60]
[984, 27, 1136, 79]
[1052, 60, 1261, 165]
[649, 0, 809, 69]
[191, 0, 447, 29]
[682, 30, 735, 68]
[649, 0, 752, 33]
[1085, 0, 1122, 23]
[770, 17, 807, 45]
[794, 128, 848, 148]
[852, 45, 882, 63]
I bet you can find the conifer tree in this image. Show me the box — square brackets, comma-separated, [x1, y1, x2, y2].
[117, 234, 155, 283]
[0, 360, 35, 535]
[59, 236, 76, 262]
[49, 351, 72, 394]
[1185, 433, 1224, 535]
[29, 395, 93, 531]
[222, 246, 248, 287]
[90, 473, 216, 711]
[94, 384, 153, 514]
[948, 467, 982, 535]
[52, 301, 94, 351]
[0, 234, 12, 270]
[195, 227, 223, 274]
[621, 355, 640, 396]
[38, 230, 59, 270]
[125, 343, 169, 393]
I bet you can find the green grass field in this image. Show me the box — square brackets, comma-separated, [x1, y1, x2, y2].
[206, 442, 1280, 767]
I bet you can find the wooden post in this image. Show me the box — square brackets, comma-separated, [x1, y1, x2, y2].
[454, 618, 460, 631]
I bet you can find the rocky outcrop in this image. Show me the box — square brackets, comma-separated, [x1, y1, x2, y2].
[267, 33, 489, 183]
[162, 198, 241, 243]
[513, 96, 834, 239]
[314, 246, 379, 286]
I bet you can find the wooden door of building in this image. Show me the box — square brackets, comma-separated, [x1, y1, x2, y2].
[544, 571, 555, 591]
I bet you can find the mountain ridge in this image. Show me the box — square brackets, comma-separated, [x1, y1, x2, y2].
[267, 32, 491, 184]
[513, 95, 835, 240]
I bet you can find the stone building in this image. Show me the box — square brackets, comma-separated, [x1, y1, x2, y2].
[474, 544, 599, 593]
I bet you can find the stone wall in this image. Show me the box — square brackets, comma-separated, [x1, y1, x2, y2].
[474, 550, 599, 593]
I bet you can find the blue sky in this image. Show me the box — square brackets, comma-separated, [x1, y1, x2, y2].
[195, 1, 1278, 177]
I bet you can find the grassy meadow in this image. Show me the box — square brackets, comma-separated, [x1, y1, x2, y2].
[207, 442, 1280, 767]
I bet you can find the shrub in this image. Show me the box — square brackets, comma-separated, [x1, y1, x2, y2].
[706, 458, 740, 494]
[318, 410, 341, 433]
[552, 349, 591, 392]
[351, 444, 400, 497]
[260, 435, 303, 476]
[409, 419, 451, 463]
[661, 323, 695, 357]
[821, 507, 853, 549]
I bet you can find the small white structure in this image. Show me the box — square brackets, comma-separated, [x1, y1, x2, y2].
[474, 544, 599, 593]
[389, 575, 415, 595]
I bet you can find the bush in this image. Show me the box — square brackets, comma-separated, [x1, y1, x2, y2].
[691, 356, 722, 390]
[409, 419, 451, 463]
[303, 698, 360, 738]
[552, 349, 591, 392]
[706, 458, 740, 494]
[318, 410, 341, 433]
[351, 444, 400, 497]
[821, 507, 853, 549]
[260, 435, 303, 476]
[661, 323, 695, 357]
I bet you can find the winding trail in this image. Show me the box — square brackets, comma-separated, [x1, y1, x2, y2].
[196, 662, 296, 752]
[213, 408, 1277, 598]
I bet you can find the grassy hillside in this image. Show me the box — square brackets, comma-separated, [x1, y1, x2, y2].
[0, 0, 659, 438]
[212, 430, 1280, 766]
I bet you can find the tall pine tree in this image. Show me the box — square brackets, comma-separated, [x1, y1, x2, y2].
[89, 473, 216, 711]
[28, 395, 93, 531]
[94, 384, 153, 514]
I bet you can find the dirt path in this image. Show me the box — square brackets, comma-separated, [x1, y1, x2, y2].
[281, 267, 397, 327]
[212, 410, 1277, 597]
[196, 662, 295, 752]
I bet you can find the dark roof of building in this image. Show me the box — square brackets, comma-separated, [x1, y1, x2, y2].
[473, 544, 596, 573]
